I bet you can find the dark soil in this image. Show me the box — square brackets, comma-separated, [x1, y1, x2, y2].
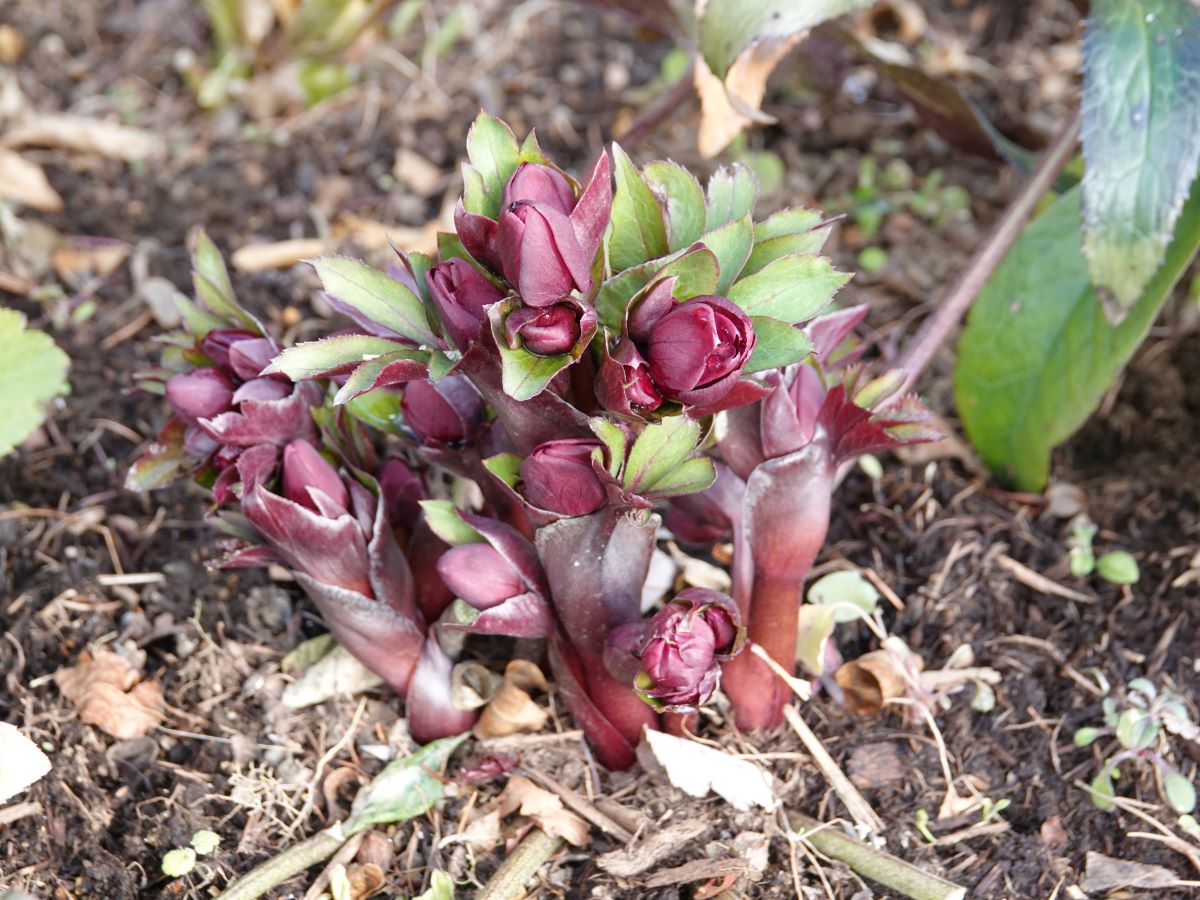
[3, 0, 1199, 897]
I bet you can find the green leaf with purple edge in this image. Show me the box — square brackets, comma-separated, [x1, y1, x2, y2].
[622, 414, 706, 495]
[464, 112, 520, 219]
[331, 349, 430, 405]
[1082, 0, 1200, 315]
[643, 160, 707, 252]
[744, 316, 813, 374]
[955, 185, 1200, 491]
[267, 334, 410, 381]
[609, 143, 670, 271]
[700, 214, 754, 295]
[314, 257, 437, 346]
[728, 255, 848, 323]
[705, 163, 758, 231]
[638, 456, 716, 500]
[419, 500, 485, 546]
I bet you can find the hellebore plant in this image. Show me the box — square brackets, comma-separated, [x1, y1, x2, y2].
[132, 112, 937, 770]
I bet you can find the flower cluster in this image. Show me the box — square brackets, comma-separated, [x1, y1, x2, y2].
[131, 114, 936, 768]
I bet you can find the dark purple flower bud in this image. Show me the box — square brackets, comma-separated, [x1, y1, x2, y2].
[227, 337, 279, 381]
[436, 542, 525, 610]
[401, 375, 486, 444]
[634, 589, 743, 711]
[504, 303, 582, 356]
[282, 440, 349, 514]
[166, 368, 235, 424]
[201, 328, 259, 370]
[428, 258, 507, 350]
[378, 458, 424, 526]
[454, 199, 503, 273]
[637, 296, 756, 407]
[497, 201, 592, 307]
[504, 162, 576, 214]
[519, 438, 607, 516]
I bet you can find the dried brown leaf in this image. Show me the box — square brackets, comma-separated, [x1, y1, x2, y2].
[835, 650, 909, 716]
[52, 240, 130, 283]
[474, 660, 550, 739]
[393, 149, 445, 197]
[695, 36, 800, 158]
[0, 149, 62, 212]
[1081, 851, 1185, 893]
[54, 648, 164, 739]
[4, 115, 162, 161]
[598, 819, 708, 878]
[497, 775, 591, 847]
[231, 238, 328, 273]
[1039, 815, 1068, 851]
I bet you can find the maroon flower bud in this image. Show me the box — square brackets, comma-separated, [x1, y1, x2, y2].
[504, 303, 582, 356]
[201, 328, 258, 370]
[378, 458, 424, 526]
[436, 542, 526, 610]
[636, 295, 756, 407]
[166, 368, 235, 424]
[519, 438, 607, 516]
[428, 258, 507, 350]
[497, 201, 591, 307]
[232, 377, 291, 405]
[634, 589, 743, 711]
[401, 375, 486, 444]
[227, 337, 278, 381]
[504, 162, 575, 214]
[282, 440, 349, 514]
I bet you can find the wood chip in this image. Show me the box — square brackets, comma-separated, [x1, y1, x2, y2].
[230, 238, 327, 272]
[0, 148, 62, 212]
[642, 857, 749, 889]
[598, 819, 708, 878]
[847, 741, 907, 788]
[1080, 851, 1187, 893]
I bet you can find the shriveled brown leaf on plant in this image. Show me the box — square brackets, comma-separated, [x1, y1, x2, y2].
[0, 148, 62, 212]
[497, 775, 591, 847]
[474, 659, 550, 738]
[695, 40, 796, 158]
[54, 647, 164, 739]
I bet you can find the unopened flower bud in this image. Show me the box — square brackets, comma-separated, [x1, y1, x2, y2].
[519, 438, 607, 516]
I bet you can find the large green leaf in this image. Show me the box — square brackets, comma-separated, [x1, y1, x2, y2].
[609, 144, 669, 272]
[1082, 0, 1200, 315]
[955, 185, 1200, 490]
[314, 257, 437, 346]
[623, 415, 708, 495]
[728, 255, 847, 323]
[705, 163, 758, 231]
[0, 309, 70, 456]
[744, 316, 813, 374]
[698, 0, 874, 80]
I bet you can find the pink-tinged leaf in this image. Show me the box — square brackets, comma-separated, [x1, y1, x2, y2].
[716, 402, 766, 481]
[818, 385, 937, 462]
[805, 304, 869, 364]
[294, 572, 424, 695]
[217, 544, 278, 568]
[454, 200, 503, 272]
[125, 419, 188, 491]
[461, 512, 550, 597]
[266, 334, 412, 381]
[684, 377, 772, 419]
[199, 381, 322, 448]
[442, 593, 556, 639]
[405, 639, 478, 743]
[570, 152, 613, 262]
[333, 351, 430, 404]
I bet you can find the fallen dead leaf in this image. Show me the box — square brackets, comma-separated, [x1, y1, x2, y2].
[281, 641, 384, 708]
[0, 148, 62, 212]
[440, 807, 503, 853]
[0, 25, 26, 64]
[393, 148, 445, 197]
[1080, 851, 1185, 893]
[474, 659, 550, 738]
[332, 213, 443, 256]
[345, 862, 384, 899]
[4, 115, 162, 161]
[695, 35, 799, 158]
[52, 239, 130, 283]
[642, 729, 776, 812]
[231, 238, 327, 273]
[643, 857, 749, 890]
[835, 649, 911, 716]
[0, 722, 51, 802]
[54, 647, 164, 740]
[847, 741, 907, 788]
[731, 832, 769, 880]
[497, 775, 591, 846]
[1040, 814, 1068, 851]
[597, 819, 708, 878]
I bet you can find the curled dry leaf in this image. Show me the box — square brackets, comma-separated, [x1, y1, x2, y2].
[597, 818, 709, 878]
[695, 40, 798, 158]
[53, 647, 164, 740]
[4, 115, 163, 161]
[451, 661, 499, 711]
[0, 148, 62, 212]
[0, 722, 51, 802]
[474, 659, 550, 738]
[497, 775, 591, 846]
[344, 862, 385, 900]
[52, 240, 131, 283]
[835, 649, 910, 715]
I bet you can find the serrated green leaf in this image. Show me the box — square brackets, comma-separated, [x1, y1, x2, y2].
[744, 316, 812, 374]
[191, 230, 254, 327]
[419, 500, 484, 545]
[595, 247, 718, 329]
[332, 349, 429, 405]
[644, 161, 707, 252]
[346, 734, 467, 835]
[706, 163, 758, 231]
[745, 229, 834, 276]
[0, 309, 70, 457]
[464, 113, 520, 219]
[1082, 0, 1200, 313]
[955, 185, 1200, 490]
[590, 417, 627, 478]
[609, 144, 669, 271]
[267, 334, 406, 381]
[728, 255, 847, 322]
[701, 214, 754, 295]
[639, 455, 716, 499]
[698, 0, 875, 79]
[623, 415, 703, 494]
[807, 570, 880, 624]
[1164, 769, 1197, 814]
[314, 257, 437, 346]
[754, 207, 824, 242]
